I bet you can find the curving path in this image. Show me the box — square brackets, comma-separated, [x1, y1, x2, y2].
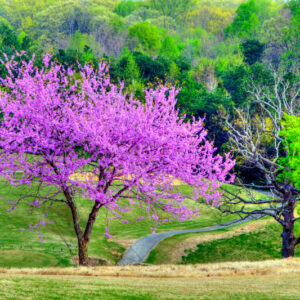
[117, 214, 263, 266]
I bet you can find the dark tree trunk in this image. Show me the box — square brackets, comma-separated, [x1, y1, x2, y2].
[281, 184, 297, 258]
[78, 237, 89, 266]
[68, 197, 102, 266]
[63, 188, 93, 266]
[281, 222, 296, 258]
[77, 202, 102, 266]
[50, 160, 107, 266]
[74, 203, 101, 266]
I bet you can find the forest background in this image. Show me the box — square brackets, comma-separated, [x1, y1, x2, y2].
[0, 0, 298, 181]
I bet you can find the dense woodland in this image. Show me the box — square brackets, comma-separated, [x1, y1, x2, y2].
[0, 0, 298, 182]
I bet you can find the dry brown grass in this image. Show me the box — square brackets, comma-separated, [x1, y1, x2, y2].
[1, 258, 300, 279]
[69, 172, 186, 186]
[113, 238, 138, 249]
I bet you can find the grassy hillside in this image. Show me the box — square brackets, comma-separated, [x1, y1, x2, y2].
[0, 180, 238, 268]
[180, 222, 300, 265]
[146, 220, 300, 265]
[1, 259, 300, 299]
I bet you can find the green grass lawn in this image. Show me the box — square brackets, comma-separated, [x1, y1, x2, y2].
[0, 272, 300, 300]
[180, 222, 300, 264]
[146, 221, 300, 265]
[0, 180, 239, 268]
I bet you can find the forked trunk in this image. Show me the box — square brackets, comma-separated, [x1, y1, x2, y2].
[71, 199, 101, 266]
[77, 209, 99, 266]
[64, 189, 98, 266]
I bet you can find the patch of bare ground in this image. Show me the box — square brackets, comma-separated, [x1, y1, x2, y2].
[168, 219, 274, 264]
[69, 172, 186, 186]
[1, 258, 300, 278]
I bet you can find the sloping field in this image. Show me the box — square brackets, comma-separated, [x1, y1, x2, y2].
[0, 180, 239, 267]
[146, 218, 275, 264]
[0, 259, 300, 299]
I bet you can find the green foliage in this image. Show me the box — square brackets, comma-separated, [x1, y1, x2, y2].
[149, 0, 195, 20]
[17, 31, 33, 50]
[129, 21, 163, 54]
[225, 0, 260, 38]
[109, 14, 125, 34]
[221, 62, 271, 108]
[280, 0, 300, 70]
[249, 62, 273, 85]
[188, 1, 236, 36]
[0, 19, 37, 77]
[167, 61, 180, 84]
[66, 30, 101, 57]
[225, 0, 277, 38]
[67, 30, 87, 53]
[0, 19, 18, 50]
[114, 0, 137, 17]
[202, 88, 233, 115]
[177, 71, 232, 121]
[280, 115, 300, 189]
[222, 65, 249, 107]
[0, 0, 57, 32]
[215, 54, 243, 77]
[176, 76, 207, 117]
[241, 39, 264, 65]
[118, 47, 140, 83]
[159, 35, 180, 59]
[133, 51, 169, 83]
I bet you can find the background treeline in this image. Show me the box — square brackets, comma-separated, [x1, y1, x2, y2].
[0, 0, 298, 165]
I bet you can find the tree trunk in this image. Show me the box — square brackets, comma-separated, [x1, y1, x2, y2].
[281, 184, 297, 258]
[63, 188, 91, 266]
[281, 223, 296, 258]
[77, 202, 102, 266]
[78, 237, 89, 266]
[77, 203, 100, 266]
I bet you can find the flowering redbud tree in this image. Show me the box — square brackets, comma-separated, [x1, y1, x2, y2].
[0, 54, 235, 265]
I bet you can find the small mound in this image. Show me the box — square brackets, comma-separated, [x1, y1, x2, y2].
[72, 257, 109, 266]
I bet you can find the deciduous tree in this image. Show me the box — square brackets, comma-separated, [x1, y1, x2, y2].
[0, 54, 235, 265]
[221, 70, 300, 258]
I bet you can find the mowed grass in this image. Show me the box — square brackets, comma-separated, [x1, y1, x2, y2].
[0, 180, 240, 268]
[146, 221, 300, 265]
[0, 274, 293, 300]
[1, 259, 300, 299]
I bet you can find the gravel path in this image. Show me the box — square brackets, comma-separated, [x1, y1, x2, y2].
[117, 214, 263, 266]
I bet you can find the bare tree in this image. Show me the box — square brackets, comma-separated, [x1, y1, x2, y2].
[221, 70, 300, 258]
